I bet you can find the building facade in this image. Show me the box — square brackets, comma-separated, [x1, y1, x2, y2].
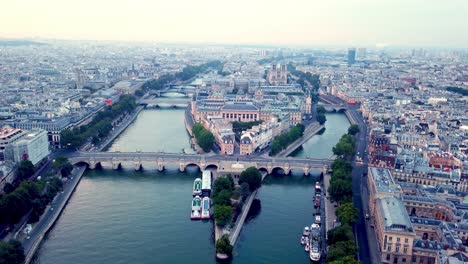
[4, 128, 50, 165]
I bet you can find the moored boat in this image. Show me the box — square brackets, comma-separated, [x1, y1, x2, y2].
[315, 182, 321, 192]
[193, 178, 202, 196]
[300, 236, 305, 245]
[201, 197, 211, 219]
[303, 226, 310, 236]
[310, 223, 321, 239]
[309, 240, 321, 262]
[305, 242, 310, 252]
[190, 196, 202, 220]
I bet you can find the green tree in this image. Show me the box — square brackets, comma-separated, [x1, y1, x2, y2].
[16, 160, 35, 180]
[3, 183, 15, 194]
[332, 134, 356, 157]
[331, 159, 353, 174]
[336, 202, 358, 225]
[240, 182, 250, 199]
[213, 189, 232, 206]
[0, 240, 25, 264]
[317, 105, 326, 115]
[327, 241, 358, 262]
[329, 255, 360, 264]
[212, 177, 233, 198]
[239, 167, 262, 191]
[328, 179, 352, 203]
[215, 235, 233, 256]
[269, 124, 305, 156]
[348, 124, 360, 136]
[192, 123, 214, 152]
[327, 224, 354, 245]
[213, 205, 232, 227]
[317, 113, 327, 125]
[53, 156, 73, 177]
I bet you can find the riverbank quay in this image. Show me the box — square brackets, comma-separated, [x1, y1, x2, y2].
[228, 189, 257, 246]
[96, 105, 144, 151]
[22, 165, 87, 264]
[276, 122, 324, 157]
[323, 173, 339, 238]
[184, 106, 208, 154]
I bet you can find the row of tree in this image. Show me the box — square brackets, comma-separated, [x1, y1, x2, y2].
[326, 125, 360, 263]
[0, 240, 24, 264]
[287, 63, 321, 90]
[269, 124, 305, 156]
[192, 123, 215, 152]
[332, 134, 356, 157]
[142, 61, 224, 91]
[0, 177, 63, 225]
[316, 105, 327, 125]
[212, 175, 235, 227]
[446, 86, 468, 96]
[214, 167, 262, 257]
[60, 95, 137, 148]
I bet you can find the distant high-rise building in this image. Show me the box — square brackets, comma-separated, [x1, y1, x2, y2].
[267, 63, 287, 85]
[348, 48, 356, 65]
[357, 48, 367, 59]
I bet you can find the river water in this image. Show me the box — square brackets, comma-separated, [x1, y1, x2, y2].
[35, 111, 349, 264]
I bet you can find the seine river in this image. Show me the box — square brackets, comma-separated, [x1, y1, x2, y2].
[34, 110, 349, 264]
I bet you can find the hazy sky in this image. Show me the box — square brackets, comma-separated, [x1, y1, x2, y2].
[1, 0, 467, 47]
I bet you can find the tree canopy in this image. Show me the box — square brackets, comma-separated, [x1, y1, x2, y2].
[239, 167, 262, 191]
[348, 124, 360, 136]
[213, 205, 232, 227]
[336, 202, 358, 225]
[215, 235, 233, 256]
[332, 134, 356, 157]
[192, 123, 214, 153]
[316, 106, 327, 125]
[53, 156, 73, 177]
[60, 95, 137, 148]
[327, 224, 354, 245]
[0, 240, 25, 264]
[269, 124, 305, 156]
[16, 160, 35, 181]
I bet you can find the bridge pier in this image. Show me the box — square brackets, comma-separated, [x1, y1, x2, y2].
[267, 162, 273, 175]
[112, 158, 121, 170]
[284, 163, 291, 175]
[134, 160, 142, 171]
[303, 166, 311, 176]
[157, 158, 165, 172]
[87, 159, 96, 170]
[200, 156, 206, 170]
[179, 159, 185, 172]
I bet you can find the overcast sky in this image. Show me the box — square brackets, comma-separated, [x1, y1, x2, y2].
[1, 0, 467, 48]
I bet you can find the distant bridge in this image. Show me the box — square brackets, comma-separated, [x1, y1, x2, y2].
[140, 98, 191, 108]
[68, 151, 333, 176]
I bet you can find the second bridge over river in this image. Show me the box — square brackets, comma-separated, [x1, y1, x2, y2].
[69, 151, 333, 175]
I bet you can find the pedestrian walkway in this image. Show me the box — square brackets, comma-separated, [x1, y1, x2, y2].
[229, 189, 257, 245]
[323, 173, 339, 238]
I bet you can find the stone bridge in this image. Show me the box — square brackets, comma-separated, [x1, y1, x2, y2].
[68, 152, 333, 176]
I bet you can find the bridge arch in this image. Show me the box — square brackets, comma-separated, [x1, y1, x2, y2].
[184, 163, 201, 172]
[258, 167, 269, 174]
[204, 164, 218, 170]
[74, 161, 90, 167]
[271, 167, 290, 175]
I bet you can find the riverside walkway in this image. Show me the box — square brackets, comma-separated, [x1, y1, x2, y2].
[23, 165, 87, 264]
[276, 122, 325, 157]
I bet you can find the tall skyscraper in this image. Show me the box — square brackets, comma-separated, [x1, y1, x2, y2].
[348, 48, 356, 65]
